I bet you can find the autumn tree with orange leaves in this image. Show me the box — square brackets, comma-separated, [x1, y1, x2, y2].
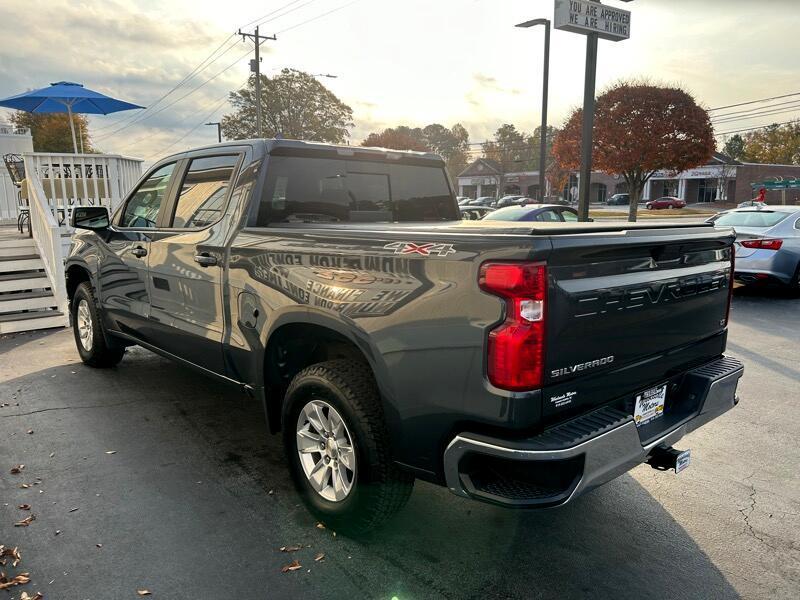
[552, 82, 715, 221]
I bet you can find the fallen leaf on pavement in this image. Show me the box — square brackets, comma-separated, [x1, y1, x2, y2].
[0, 572, 30, 590]
[18, 504, 31, 510]
[281, 560, 302, 573]
[105, 451, 117, 455]
[26, 430, 33, 435]
[20, 483, 29, 489]
[96, 544, 103, 548]
[315, 522, 325, 530]
[10, 465, 24, 474]
[314, 552, 325, 562]
[137, 590, 151, 596]
[0, 545, 22, 567]
[68, 507, 79, 513]
[55, 530, 61, 535]
[279, 545, 302, 553]
[21, 592, 44, 600]
[49, 453, 55, 458]
[14, 514, 36, 527]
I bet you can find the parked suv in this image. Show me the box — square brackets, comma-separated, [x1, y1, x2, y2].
[65, 139, 743, 532]
[606, 193, 630, 205]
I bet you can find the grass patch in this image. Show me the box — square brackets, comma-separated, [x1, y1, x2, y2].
[590, 207, 714, 219]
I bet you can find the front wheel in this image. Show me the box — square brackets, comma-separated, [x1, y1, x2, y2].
[71, 282, 125, 368]
[282, 359, 414, 533]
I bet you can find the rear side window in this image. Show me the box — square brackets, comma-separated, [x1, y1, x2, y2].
[560, 209, 578, 222]
[171, 155, 239, 228]
[256, 156, 456, 225]
[120, 163, 176, 228]
[714, 211, 790, 228]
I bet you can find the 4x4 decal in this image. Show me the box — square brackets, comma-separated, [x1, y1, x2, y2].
[383, 242, 456, 257]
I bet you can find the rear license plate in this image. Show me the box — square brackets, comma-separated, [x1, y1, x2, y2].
[675, 449, 691, 474]
[634, 384, 666, 427]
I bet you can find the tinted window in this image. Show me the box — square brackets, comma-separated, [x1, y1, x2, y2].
[257, 156, 456, 224]
[714, 211, 791, 228]
[536, 209, 561, 222]
[560, 209, 578, 222]
[171, 155, 239, 228]
[120, 163, 175, 228]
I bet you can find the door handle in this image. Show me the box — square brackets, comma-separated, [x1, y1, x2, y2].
[131, 246, 147, 258]
[194, 253, 217, 267]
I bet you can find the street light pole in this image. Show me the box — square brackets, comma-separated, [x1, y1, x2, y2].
[516, 18, 551, 202]
[205, 121, 222, 143]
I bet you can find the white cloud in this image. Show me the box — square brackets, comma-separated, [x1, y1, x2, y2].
[1, 0, 799, 160]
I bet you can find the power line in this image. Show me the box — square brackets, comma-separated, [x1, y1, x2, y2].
[143, 80, 247, 160]
[93, 0, 310, 138]
[711, 98, 800, 121]
[709, 91, 800, 112]
[91, 35, 240, 134]
[94, 47, 250, 141]
[715, 119, 799, 137]
[276, 0, 363, 34]
[712, 106, 800, 126]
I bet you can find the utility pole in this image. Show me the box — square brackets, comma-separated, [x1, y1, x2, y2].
[238, 26, 276, 138]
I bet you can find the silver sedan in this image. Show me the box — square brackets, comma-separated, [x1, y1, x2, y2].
[710, 206, 800, 288]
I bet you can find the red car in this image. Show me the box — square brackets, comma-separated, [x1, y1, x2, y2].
[646, 196, 686, 210]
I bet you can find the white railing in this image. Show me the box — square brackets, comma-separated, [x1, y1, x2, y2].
[27, 175, 69, 319]
[21, 152, 143, 223]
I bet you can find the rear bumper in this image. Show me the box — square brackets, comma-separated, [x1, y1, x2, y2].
[443, 356, 743, 508]
[735, 250, 796, 285]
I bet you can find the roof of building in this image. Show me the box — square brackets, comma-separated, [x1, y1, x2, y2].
[458, 158, 503, 178]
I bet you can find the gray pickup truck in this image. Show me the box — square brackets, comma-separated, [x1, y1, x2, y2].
[66, 139, 743, 532]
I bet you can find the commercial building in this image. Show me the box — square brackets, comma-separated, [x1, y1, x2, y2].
[457, 153, 800, 205]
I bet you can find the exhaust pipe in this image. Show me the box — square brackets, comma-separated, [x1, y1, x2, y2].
[647, 446, 691, 474]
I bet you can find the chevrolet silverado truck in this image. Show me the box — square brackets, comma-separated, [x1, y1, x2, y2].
[65, 139, 743, 532]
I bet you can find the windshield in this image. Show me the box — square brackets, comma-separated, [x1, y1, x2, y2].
[714, 211, 791, 228]
[257, 156, 457, 224]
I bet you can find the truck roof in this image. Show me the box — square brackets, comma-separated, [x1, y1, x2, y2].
[160, 138, 445, 164]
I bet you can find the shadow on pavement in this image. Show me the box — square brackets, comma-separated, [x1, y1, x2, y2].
[0, 339, 739, 600]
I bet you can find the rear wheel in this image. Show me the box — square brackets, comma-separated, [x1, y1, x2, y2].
[282, 359, 414, 534]
[71, 282, 125, 368]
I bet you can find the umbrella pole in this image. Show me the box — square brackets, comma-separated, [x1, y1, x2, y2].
[67, 104, 78, 153]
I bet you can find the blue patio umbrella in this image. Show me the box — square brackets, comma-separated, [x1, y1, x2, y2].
[0, 81, 144, 153]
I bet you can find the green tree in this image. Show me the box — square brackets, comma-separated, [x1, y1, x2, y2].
[741, 122, 800, 165]
[221, 69, 354, 142]
[723, 134, 746, 161]
[361, 123, 471, 180]
[9, 111, 93, 153]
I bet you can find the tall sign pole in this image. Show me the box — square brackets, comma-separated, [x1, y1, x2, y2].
[239, 26, 277, 138]
[578, 33, 598, 220]
[553, 0, 633, 220]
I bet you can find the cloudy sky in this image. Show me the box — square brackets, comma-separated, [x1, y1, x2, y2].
[1, 0, 799, 162]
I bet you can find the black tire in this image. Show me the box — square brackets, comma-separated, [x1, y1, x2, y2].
[71, 282, 125, 368]
[282, 359, 414, 534]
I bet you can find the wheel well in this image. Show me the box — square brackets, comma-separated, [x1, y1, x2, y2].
[66, 265, 91, 304]
[263, 323, 371, 432]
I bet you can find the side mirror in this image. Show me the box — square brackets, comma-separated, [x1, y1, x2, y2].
[71, 206, 110, 231]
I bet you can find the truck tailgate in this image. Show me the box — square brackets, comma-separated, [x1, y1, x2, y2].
[542, 225, 734, 420]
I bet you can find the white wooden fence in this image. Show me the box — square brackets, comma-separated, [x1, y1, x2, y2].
[22, 152, 143, 221]
[27, 174, 69, 325]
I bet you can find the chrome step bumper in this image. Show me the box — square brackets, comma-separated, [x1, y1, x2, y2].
[443, 356, 744, 507]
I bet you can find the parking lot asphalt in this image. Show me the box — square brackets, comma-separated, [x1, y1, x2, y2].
[1, 287, 798, 600]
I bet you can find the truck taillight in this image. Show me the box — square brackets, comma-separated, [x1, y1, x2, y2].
[740, 238, 783, 250]
[479, 262, 546, 391]
[726, 249, 735, 326]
